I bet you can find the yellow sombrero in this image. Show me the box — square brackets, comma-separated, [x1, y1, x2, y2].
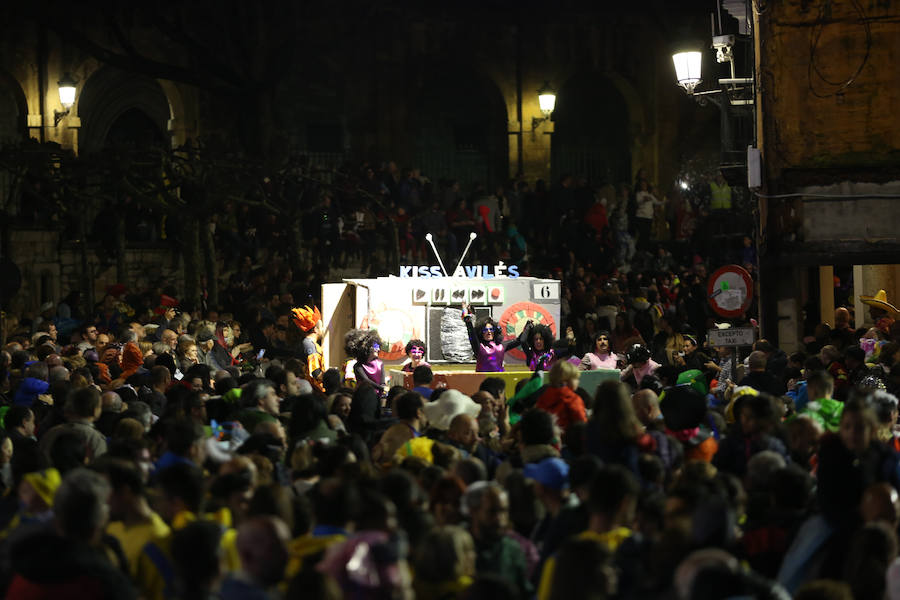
[860, 290, 900, 316]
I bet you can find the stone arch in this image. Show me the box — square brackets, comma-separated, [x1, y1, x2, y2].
[0, 71, 28, 216]
[76, 65, 171, 153]
[551, 71, 646, 185]
[156, 79, 191, 147]
[0, 69, 28, 144]
[409, 63, 509, 190]
[604, 71, 649, 177]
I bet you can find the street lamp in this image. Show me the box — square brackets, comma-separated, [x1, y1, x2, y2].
[671, 36, 753, 106]
[671, 21, 757, 186]
[55, 73, 78, 126]
[532, 81, 556, 130]
[672, 51, 703, 95]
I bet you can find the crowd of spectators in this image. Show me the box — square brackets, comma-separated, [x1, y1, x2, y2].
[3, 160, 900, 599]
[73, 158, 752, 279]
[3, 283, 900, 599]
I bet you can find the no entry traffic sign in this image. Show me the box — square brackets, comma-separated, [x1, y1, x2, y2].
[707, 265, 754, 318]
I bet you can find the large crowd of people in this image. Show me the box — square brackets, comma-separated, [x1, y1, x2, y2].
[72, 158, 752, 279]
[2, 161, 900, 599]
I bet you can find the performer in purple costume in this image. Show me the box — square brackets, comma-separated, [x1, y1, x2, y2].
[461, 302, 520, 372]
[345, 328, 387, 393]
[520, 320, 575, 372]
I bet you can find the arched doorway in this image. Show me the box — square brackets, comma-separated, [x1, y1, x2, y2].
[0, 72, 27, 218]
[551, 73, 633, 186]
[77, 66, 170, 153]
[410, 67, 508, 192]
[0, 77, 25, 146]
[104, 107, 167, 149]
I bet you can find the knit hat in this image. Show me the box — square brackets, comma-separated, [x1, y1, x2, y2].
[120, 342, 145, 379]
[422, 390, 481, 431]
[24, 468, 62, 508]
[523, 457, 570, 491]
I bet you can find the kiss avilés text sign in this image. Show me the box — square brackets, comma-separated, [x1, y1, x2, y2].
[399, 264, 520, 278]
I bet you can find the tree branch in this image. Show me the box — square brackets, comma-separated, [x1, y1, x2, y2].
[38, 14, 239, 94]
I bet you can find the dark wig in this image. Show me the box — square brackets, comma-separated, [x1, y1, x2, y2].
[473, 316, 502, 343]
[527, 323, 555, 349]
[344, 328, 384, 362]
[591, 330, 611, 345]
[404, 339, 426, 355]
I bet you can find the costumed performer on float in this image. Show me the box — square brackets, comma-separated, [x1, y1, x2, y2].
[292, 305, 325, 392]
[520, 320, 576, 372]
[461, 302, 521, 372]
[346, 328, 388, 394]
[401, 339, 430, 373]
[620, 343, 659, 390]
[579, 330, 620, 371]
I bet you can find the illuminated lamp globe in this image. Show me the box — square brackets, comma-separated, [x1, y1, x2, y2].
[537, 82, 556, 116]
[58, 74, 77, 108]
[672, 51, 702, 94]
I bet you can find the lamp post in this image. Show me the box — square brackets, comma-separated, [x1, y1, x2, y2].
[532, 81, 556, 130]
[671, 29, 756, 178]
[54, 73, 78, 126]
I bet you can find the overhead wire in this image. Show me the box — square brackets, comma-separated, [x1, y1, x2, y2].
[807, 0, 872, 98]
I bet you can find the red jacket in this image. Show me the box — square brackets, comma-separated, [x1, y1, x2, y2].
[535, 386, 587, 430]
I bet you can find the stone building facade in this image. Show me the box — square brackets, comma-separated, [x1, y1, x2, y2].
[754, 0, 900, 347]
[0, 2, 716, 316]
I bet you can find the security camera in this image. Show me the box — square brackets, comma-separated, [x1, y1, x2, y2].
[712, 35, 735, 63]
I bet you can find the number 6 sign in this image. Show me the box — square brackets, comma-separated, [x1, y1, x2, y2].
[533, 283, 559, 300]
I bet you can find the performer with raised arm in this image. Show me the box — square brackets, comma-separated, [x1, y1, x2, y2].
[461, 302, 520, 372]
[519, 320, 575, 372]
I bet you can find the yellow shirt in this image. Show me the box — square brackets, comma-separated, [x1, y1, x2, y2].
[537, 528, 632, 600]
[107, 512, 171, 577]
[133, 509, 240, 600]
[285, 533, 346, 580]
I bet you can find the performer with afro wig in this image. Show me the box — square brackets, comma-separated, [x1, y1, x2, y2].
[345, 328, 387, 393]
[461, 302, 521, 372]
[401, 339, 429, 373]
[520, 320, 575, 372]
